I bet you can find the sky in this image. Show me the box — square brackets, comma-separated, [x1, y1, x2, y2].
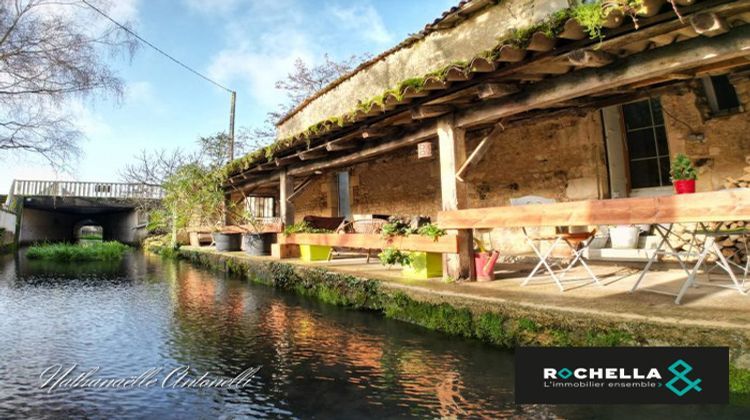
[0, 0, 457, 192]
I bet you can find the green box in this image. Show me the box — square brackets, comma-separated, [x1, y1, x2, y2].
[299, 245, 331, 262]
[402, 251, 443, 279]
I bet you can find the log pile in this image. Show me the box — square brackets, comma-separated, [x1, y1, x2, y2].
[714, 155, 750, 265]
[661, 156, 750, 266]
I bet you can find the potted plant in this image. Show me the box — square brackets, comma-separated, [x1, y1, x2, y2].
[378, 246, 442, 279]
[473, 237, 499, 282]
[238, 210, 274, 256]
[670, 153, 697, 194]
[283, 221, 333, 261]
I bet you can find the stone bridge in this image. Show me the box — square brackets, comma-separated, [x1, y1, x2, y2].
[5, 180, 163, 245]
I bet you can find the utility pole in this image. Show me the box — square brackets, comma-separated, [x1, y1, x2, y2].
[228, 90, 237, 162]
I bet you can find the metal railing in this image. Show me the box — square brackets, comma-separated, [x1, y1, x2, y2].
[10, 180, 164, 200]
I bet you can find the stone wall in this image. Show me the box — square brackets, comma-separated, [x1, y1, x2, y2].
[660, 76, 750, 191]
[278, 0, 569, 139]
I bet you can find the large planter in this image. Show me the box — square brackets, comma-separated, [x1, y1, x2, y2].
[299, 245, 331, 262]
[243, 233, 273, 256]
[213, 232, 242, 252]
[610, 225, 639, 249]
[474, 251, 499, 282]
[673, 179, 696, 194]
[402, 251, 443, 279]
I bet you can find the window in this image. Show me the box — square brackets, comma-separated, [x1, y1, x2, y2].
[621, 98, 671, 189]
[701, 75, 742, 116]
[245, 196, 274, 219]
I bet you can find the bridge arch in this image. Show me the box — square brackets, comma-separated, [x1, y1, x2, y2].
[10, 180, 162, 246]
[73, 218, 104, 242]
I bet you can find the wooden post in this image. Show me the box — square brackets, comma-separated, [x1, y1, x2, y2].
[228, 91, 236, 162]
[437, 114, 475, 281]
[279, 169, 295, 227]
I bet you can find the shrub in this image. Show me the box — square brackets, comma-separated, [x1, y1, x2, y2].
[26, 241, 130, 262]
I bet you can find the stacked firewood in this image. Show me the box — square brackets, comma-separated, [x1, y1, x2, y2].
[715, 155, 750, 265]
[723, 155, 750, 189]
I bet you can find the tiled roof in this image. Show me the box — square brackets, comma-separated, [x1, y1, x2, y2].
[275, 0, 492, 126]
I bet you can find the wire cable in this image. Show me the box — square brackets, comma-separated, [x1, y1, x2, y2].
[80, 0, 234, 94]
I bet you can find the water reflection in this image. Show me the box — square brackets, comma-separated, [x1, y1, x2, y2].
[0, 252, 746, 418]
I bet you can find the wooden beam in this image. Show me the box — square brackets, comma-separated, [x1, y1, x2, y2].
[289, 124, 437, 176]
[455, 123, 504, 182]
[691, 12, 729, 37]
[361, 127, 390, 139]
[279, 169, 294, 227]
[275, 154, 299, 167]
[437, 190, 750, 229]
[411, 104, 453, 120]
[326, 140, 357, 152]
[457, 25, 750, 128]
[477, 83, 519, 100]
[568, 49, 615, 68]
[287, 175, 317, 201]
[298, 148, 328, 161]
[278, 233, 459, 254]
[437, 115, 475, 281]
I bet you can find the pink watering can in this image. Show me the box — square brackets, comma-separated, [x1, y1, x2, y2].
[474, 250, 499, 282]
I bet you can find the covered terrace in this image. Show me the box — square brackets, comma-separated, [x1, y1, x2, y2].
[221, 0, 750, 294]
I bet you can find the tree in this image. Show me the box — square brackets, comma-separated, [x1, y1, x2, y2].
[0, 0, 136, 166]
[245, 53, 369, 148]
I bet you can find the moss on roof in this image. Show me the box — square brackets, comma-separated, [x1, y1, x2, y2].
[222, 0, 669, 180]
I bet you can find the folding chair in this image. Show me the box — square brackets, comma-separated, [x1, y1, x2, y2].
[510, 196, 601, 291]
[675, 224, 749, 304]
[631, 223, 749, 304]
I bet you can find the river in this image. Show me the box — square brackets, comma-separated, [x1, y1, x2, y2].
[0, 251, 746, 418]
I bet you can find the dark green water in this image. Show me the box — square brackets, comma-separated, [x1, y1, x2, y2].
[0, 251, 746, 419]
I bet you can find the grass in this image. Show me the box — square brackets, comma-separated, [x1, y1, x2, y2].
[26, 241, 130, 262]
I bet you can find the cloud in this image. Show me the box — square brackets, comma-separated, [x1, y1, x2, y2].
[208, 33, 314, 109]
[329, 3, 393, 44]
[206, 1, 316, 110]
[183, 0, 242, 16]
[66, 100, 113, 140]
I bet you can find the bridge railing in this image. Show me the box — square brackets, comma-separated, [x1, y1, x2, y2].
[11, 180, 164, 200]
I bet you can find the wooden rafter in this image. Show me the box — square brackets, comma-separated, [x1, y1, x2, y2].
[456, 25, 750, 128]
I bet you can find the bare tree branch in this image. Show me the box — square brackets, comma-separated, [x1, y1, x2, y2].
[0, 0, 137, 167]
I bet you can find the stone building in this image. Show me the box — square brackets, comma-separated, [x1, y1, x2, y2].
[223, 0, 750, 278]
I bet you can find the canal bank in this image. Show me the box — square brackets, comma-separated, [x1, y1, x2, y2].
[173, 246, 750, 403]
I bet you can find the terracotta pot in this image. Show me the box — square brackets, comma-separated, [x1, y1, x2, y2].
[474, 251, 499, 282]
[673, 179, 696, 194]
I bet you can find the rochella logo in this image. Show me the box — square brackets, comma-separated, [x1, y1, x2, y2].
[543, 359, 703, 397]
[543, 367, 661, 380]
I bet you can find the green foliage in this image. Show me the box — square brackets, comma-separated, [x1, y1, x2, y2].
[26, 241, 130, 262]
[378, 247, 412, 267]
[381, 217, 416, 238]
[416, 223, 446, 241]
[730, 365, 750, 406]
[517, 318, 540, 332]
[670, 153, 697, 181]
[282, 221, 333, 235]
[383, 293, 474, 337]
[474, 313, 511, 346]
[572, 2, 607, 40]
[158, 163, 227, 246]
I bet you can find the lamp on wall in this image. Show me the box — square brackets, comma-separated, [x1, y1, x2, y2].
[417, 141, 432, 159]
